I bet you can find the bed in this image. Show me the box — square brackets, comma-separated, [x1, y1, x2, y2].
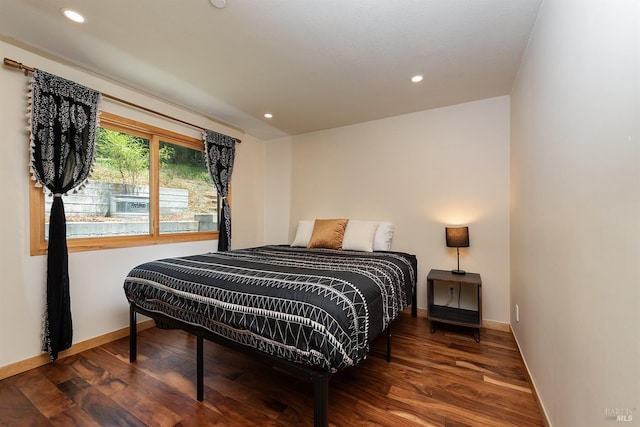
[124, 243, 417, 426]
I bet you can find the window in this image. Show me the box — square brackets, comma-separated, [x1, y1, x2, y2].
[30, 112, 221, 255]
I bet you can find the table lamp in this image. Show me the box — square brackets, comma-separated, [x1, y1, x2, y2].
[446, 226, 469, 275]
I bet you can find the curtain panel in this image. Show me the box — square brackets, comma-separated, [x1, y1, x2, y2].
[29, 70, 101, 361]
[203, 129, 236, 252]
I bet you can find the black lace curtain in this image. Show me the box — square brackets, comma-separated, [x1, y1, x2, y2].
[29, 70, 101, 361]
[27, 70, 235, 360]
[203, 129, 236, 251]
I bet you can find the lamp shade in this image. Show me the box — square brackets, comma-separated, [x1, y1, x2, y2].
[446, 226, 469, 248]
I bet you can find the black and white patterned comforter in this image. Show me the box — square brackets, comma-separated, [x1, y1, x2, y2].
[123, 245, 416, 372]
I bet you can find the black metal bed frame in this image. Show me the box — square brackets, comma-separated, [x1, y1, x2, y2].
[129, 284, 417, 427]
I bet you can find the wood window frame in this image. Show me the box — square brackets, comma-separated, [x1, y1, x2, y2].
[30, 112, 222, 255]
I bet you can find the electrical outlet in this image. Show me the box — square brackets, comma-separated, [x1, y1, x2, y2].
[515, 304, 520, 322]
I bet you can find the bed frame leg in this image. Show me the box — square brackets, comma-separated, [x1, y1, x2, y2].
[412, 283, 418, 318]
[312, 372, 329, 427]
[129, 305, 137, 363]
[197, 334, 204, 402]
[386, 324, 392, 363]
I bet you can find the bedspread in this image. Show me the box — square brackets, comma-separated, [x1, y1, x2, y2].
[123, 245, 416, 372]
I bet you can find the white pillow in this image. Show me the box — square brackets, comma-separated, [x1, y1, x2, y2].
[290, 220, 315, 247]
[291, 219, 395, 251]
[342, 221, 379, 252]
[373, 221, 395, 251]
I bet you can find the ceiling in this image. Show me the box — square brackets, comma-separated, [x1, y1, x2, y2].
[0, 0, 541, 140]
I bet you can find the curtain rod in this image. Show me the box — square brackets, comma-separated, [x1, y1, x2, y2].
[3, 57, 242, 143]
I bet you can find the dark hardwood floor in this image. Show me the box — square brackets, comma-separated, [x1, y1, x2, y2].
[0, 312, 544, 426]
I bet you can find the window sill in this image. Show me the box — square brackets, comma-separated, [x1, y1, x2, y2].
[30, 231, 219, 256]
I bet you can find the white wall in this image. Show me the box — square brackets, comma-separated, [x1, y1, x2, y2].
[0, 40, 266, 368]
[510, 1, 640, 425]
[281, 97, 511, 322]
[231, 134, 267, 250]
[263, 138, 293, 245]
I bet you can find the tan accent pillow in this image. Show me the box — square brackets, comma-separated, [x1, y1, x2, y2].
[308, 219, 348, 250]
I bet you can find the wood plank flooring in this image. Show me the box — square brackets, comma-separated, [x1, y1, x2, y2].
[0, 312, 544, 426]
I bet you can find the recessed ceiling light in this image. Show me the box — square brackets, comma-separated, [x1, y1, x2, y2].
[411, 75, 424, 83]
[62, 9, 86, 23]
[210, 0, 227, 9]
[264, 113, 273, 119]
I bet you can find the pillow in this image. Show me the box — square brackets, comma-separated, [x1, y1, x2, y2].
[307, 219, 348, 250]
[342, 221, 379, 252]
[291, 220, 315, 247]
[292, 219, 394, 250]
[373, 221, 395, 251]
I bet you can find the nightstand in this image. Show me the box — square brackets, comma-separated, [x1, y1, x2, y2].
[427, 269, 482, 342]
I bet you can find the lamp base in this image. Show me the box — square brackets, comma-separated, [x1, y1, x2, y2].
[451, 269, 466, 275]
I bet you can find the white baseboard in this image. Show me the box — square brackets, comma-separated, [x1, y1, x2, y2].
[510, 324, 553, 427]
